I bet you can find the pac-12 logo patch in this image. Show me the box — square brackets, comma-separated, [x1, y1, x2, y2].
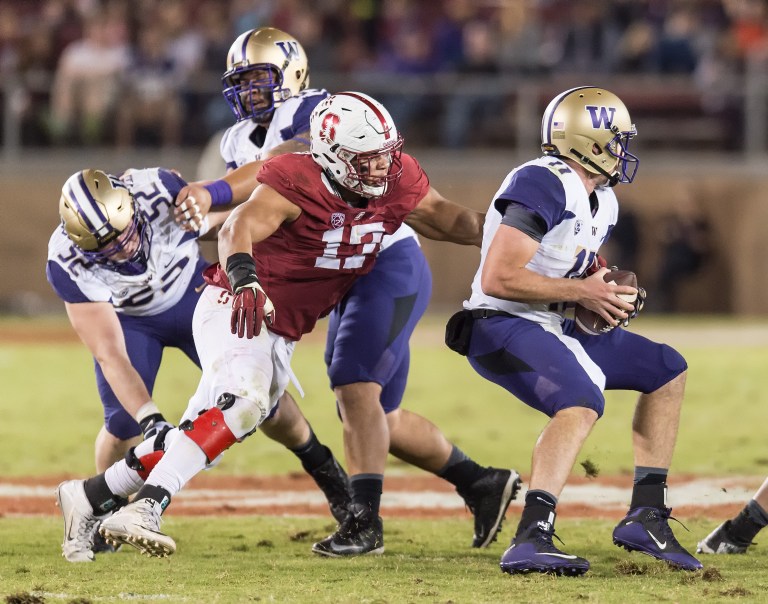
[330, 212, 345, 228]
[574, 220, 583, 235]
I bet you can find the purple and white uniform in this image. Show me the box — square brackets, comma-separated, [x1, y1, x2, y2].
[46, 168, 208, 438]
[463, 157, 686, 418]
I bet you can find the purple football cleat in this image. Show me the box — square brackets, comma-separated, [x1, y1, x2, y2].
[500, 520, 590, 576]
[613, 506, 702, 571]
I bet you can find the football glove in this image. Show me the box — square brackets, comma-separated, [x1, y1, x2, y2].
[621, 286, 646, 327]
[139, 413, 173, 441]
[226, 253, 275, 339]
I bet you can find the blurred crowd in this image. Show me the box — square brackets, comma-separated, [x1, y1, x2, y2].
[2, 0, 768, 149]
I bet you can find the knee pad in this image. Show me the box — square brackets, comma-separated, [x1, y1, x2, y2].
[125, 448, 164, 481]
[124, 424, 172, 480]
[661, 344, 687, 379]
[179, 394, 242, 464]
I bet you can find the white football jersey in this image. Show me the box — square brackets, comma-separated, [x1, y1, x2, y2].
[220, 89, 329, 169]
[47, 168, 204, 316]
[466, 156, 619, 326]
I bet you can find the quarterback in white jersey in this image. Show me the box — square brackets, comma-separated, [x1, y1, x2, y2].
[467, 155, 618, 328]
[46, 168, 212, 475]
[455, 87, 701, 575]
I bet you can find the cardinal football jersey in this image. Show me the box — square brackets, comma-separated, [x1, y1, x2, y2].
[204, 152, 430, 340]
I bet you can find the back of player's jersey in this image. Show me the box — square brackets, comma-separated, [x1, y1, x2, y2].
[219, 89, 329, 170]
[466, 156, 618, 326]
[47, 168, 204, 316]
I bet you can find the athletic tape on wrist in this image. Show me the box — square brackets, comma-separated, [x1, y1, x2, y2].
[135, 401, 160, 424]
[204, 180, 233, 207]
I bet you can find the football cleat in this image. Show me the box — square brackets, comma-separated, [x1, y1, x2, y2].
[308, 455, 352, 524]
[311, 502, 384, 557]
[457, 467, 522, 548]
[55, 480, 103, 563]
[500, 520, 590, 576]
[697, 520, 752, 554]
[99, 498, 176, 558]
[613, 506, 702, 570]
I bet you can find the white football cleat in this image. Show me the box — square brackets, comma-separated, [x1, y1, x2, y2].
[55, 480, 101, 563]
[99, 498, 176, 558]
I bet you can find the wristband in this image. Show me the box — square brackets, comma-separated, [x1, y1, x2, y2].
[136, 401, 160, 424]
[226, 252, 259, 291]
[204, 180, 233, 207]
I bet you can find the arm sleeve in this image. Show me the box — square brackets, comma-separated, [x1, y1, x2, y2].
[499, 203, 548, 242]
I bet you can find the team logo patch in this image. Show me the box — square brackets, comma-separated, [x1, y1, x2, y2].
[586, 105, 616, 130]
[574, 220, 583, 235]
[330, 212, 345, 229]
[320, 113, 340, 144]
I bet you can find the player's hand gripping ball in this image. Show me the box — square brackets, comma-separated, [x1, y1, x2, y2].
[574, 269, 644, 335]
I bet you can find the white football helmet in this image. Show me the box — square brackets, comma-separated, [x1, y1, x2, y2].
[310, 91, 404, 198]
[59, 169, 149, 275]
[222, 27, 310, 123]
[541, 86, 638, 186]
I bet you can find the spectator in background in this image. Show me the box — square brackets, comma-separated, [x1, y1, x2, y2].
[439, 18, 504, 148]
[653, 193, 712, 312]
[48, 11, 129, 145]
[602, 206, 640, 272]
[115, 24, 183, 148]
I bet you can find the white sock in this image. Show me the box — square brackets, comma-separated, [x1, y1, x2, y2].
[104, 460, 143, 499]
[145, 433, 207, 497]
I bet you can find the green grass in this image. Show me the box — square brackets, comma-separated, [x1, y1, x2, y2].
[3, 516, 767, 603]
[3, 314, 768, 477]
[2, 314, 768, 602]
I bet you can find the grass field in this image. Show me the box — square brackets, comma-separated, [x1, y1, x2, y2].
[2, 314, 768, 603]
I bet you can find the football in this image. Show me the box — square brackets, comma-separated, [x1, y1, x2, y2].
[574, 270, 638, 335]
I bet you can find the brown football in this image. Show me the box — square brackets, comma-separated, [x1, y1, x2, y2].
[574, 270, 638, 335]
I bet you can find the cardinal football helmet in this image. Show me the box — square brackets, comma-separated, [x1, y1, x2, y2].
[59, 169, 149, 275]
[222, 27, 310, 123]
[310, 91, 404, 198]
[541, 86, 639, 186]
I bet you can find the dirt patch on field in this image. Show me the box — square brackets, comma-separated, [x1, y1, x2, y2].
[1, 473, 754, 520]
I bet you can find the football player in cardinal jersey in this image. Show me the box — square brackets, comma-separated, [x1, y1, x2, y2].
[175, 27, 353, 526]
[89, 92, 498, 559]
[175, 28, 521, 555]
[456, 86, 700, 575]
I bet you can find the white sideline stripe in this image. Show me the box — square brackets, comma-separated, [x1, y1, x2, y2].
[1, 479, 755, 508]
[37, 593, 177, 601]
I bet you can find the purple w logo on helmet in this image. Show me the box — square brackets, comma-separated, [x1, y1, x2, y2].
[585, 105, 616, 130]
[275, 41, 300, 60]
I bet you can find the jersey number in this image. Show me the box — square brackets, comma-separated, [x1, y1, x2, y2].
[315, 222, 384, 270]
[564, 247, 597, 279]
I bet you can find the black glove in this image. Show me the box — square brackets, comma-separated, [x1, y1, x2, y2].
[226, 253, 275, 339]
[139, 413, 173, 441]
[621, 286, 647, 327]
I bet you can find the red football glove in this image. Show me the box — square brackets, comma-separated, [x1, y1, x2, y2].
[231, 279, 275, 339]
[225, 253, 275, 339]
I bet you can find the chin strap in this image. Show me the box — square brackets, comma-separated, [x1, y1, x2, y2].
[569, 148, 619, 187]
